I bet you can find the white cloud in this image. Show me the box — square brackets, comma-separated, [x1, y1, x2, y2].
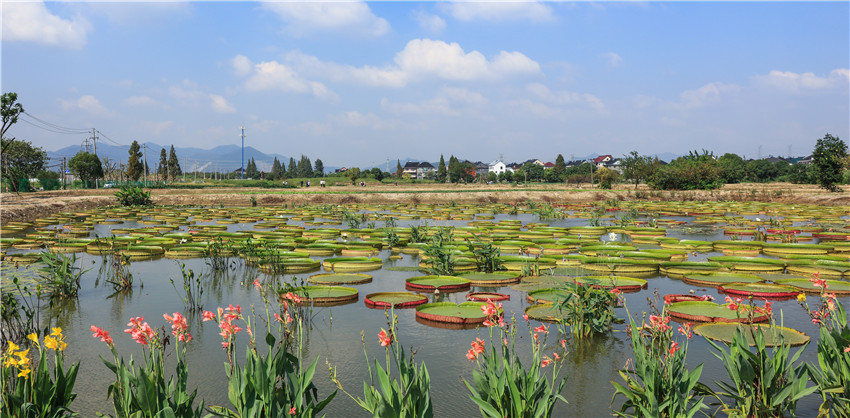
[139, 121, 173, 136]
[525, 83, 605, 111]
[231, 55, 253, 77]
[209, 94, 236, 114]
[262, 1, 390, 38]
[285, 39, 540, 87]
[440, 0, 553, 22]
[412, 11, 446, 33]
[678, 82, 741, 108]
[753, 69, 849, 93]
[239, 59, 338, 101]
[381, 87, 489, 116]
[2, 1, 91, 49]
[59, 95, 112, 116]
[330, 111, 393, 130]
[602, 52, 623, 68]
[168, 80, 205, 100]
[124, 95, 159, 107]
[252, 120, 280, 133]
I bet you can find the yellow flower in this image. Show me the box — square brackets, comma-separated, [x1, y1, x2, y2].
[797, 293, 806, 303]
[50, 327, 63, 337]
[26, 333, 39, 344]
[4, 356, 18, 368]
[6, 342, 19, 354]
[15, 349, 30, 366]
[17, 367, 31, 379]
[44, 335, 60, 351]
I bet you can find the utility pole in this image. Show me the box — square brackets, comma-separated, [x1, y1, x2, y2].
[240, 126, 245, 180]
[142, 144, 148, 187]
[92, 128, 98, 158]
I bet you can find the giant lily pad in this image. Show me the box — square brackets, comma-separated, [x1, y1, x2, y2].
[288, 285, 358, 306]
[364, 292, 428, 309]
[718, 283, 800, 299]
[681, 272, 764, 287]
[773, 278, 850, 295]
[458, 271, 521, 286]
[308, 273, 372, 285]
[694, 323, 809, 347]
[415, 302, 488, 324]
[405, 275, 471, 292]
[667, 301, 769, 323]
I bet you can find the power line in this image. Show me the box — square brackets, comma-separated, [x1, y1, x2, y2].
[21, 112, 88, 134]
[95, 129, 126, 147]
[19, 118, 87, 135]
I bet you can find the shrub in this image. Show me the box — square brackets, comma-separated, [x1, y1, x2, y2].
[114, 187, 152, 206]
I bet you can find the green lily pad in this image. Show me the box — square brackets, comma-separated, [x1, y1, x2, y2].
[694, 323, 810, 347]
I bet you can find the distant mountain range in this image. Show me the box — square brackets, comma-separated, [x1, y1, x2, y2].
[48, 143, 295, 173]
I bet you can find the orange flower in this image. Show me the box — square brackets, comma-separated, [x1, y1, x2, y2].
[91, 325, 114, 346]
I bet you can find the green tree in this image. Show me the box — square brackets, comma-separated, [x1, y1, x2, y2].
[498, 170, 513, 183]
[717, 153, 746, 184]
[1, 92, 24, 144]
[297, 155, 313, 178]
[271, 157, 282, 180]
[595, 166, 619, 189]
[69, 151, 103, 186]
[369, 167, 384, 181]
[346, 167, 361, 184]
[744, 159, 777, 183]
[520, 162, 544, 182]
[621, 151, 658, 189]
[126, 140, 143, 181]
[1, 137, 47, 183]
[167, 145, 182, 181]
[157, 148, 167, 182]
[287, 157, 297, 178]
[396, 160, 403, 179]
[314, 159, 324, 177]
[811, 133, 848, 192]
[649, 150, 722, 190]
[486, 171, 497, 183]
[552, 154, 566, 182]
[436, 155, 447, 183]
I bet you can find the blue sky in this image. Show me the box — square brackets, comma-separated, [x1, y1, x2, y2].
[3, 1, 848, 168]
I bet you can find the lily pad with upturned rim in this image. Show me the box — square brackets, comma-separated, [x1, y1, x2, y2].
[415, 301, 488, 324]
[718, 283, 800, 299]
[681, 272, 764, 288]
[524, 304, 569, 323]
[458, 271, 521, 286]
[773, 278, 850, 295]
[694, 323, 809, 347]
[288, 285, 359, 305]
[466, 292, 510, 302]
[667, 301, 769, 323]
[307, 273, 372, 285]
[364, 292, 428, 309]
[405, 275, 471, 292]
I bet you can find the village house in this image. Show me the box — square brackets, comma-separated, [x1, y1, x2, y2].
[402, 161, 436, 180]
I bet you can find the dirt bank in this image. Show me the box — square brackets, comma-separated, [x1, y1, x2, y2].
[1, 182, 847, 225]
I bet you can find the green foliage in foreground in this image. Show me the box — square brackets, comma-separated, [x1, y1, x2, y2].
[114, 186, 152, 206]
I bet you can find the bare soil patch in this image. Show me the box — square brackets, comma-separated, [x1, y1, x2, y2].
[1, 182, 847, 225]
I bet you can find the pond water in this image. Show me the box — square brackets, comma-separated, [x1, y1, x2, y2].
[1, 205, 846, 417]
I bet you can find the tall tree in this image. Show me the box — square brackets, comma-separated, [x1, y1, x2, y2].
[436, 155, 447, 183]
[167, 145, 182, 181]
[553, 154, 566, 182]
[1, 92, 24, 145]
[298, 155, 313, 178]
[396, 160, 403, 179]
[811, 133, 848, 192]
[126, 140, 143, 181]
[158, 148, 168, 182]
[287, 157, 297, 178]
[447, 156, 458, 182]
[271, 157, 282, 180]
[314, 159, 324, 177]
[69, 151, 103, 187]
[621, 151, 658, 189]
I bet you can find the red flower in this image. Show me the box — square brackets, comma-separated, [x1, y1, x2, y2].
[90, 325, 113, 346]
[124, 317, 155, 346]
[378, 329, 393, 347]
[669, 341, 680, 355]
[534, 325, 548, 334]
[253, 279, 262, 291]
[541, 357, 552, 368]
[289, 406, 296, 415]
[522, 313, 529, 323]
[202, 311, 216, 322]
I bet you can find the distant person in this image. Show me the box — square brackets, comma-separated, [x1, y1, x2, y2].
[306, 180, 310, 187]
[300, 180, 304, 187]
[320, 180, 326, 187]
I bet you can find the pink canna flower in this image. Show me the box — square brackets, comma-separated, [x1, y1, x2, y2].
[540, 357, 552, 368]
[534, 325, 548, 334]
[844, 346, 850, 353]
[274, 313, 284, 323]
[553, 352, 560, 360]
[124, 317, 155, 346]
[90, 325, 114, 346]
[253, 279, 262, 290]
[289, 406, 296, 415]
[378, 329, 393, 347]
[202, 311, 216, 322]
[560, 339, 566, 349]
[522, 313, 529, 323]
